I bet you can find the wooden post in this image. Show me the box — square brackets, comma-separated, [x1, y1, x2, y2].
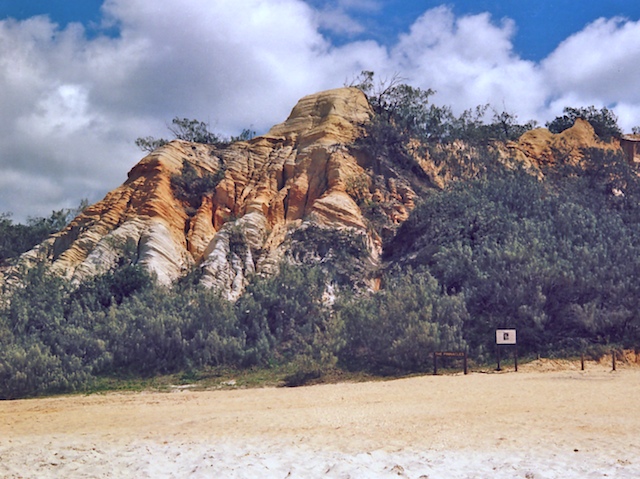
[581, 353, 585, 371]
[463, 351, 468, 375]
[496, 346, 502, 371]
[612, 350, 616, 371]
[433, 351, 438, 375]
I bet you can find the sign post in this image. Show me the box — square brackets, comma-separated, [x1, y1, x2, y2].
[612, 349, 616, 371]
[495, 329, 517, 372]
[433, 351, 468, 375]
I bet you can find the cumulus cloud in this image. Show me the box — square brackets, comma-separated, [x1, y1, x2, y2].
[543, 17, 640, 102]
[308, 0, 382, 36]
[386, 7, 546, 121]
[1, 2, 640, 220]
[0, 0, 343, 219]
[541, 16, 640, 129]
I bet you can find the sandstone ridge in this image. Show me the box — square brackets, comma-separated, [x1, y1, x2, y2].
[12, 88, 393, 298]
[6, 89, 622, 298]
[507, 118, 617, 168]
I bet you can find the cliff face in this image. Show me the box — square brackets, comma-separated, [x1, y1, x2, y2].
[12, 88, 389, 298]
[5, 88, 623, 298]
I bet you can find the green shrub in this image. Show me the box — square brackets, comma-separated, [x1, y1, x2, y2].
[0, 343, 90, 399]
[282, 367, 322, 387]
[337, 269, 468, 374]
[236, 263, 339, 367]
[135, 136, 168, 152]
[170, 161, 226, 211]
[352, 71, 534, 183]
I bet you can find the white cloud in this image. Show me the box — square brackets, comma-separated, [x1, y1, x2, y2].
[2, 2, 640, 220]
[543, 17, 640, 104]
[305, 0, 381, 36]
[0, 0, 343, 220]
[540, 16, 640, 130]
[386, 7, 545, 122]
[18, 84, 94, 137]
[613, 103, 640, 131]
[316, 8, 364, 36]
[97, 0, 334, 128]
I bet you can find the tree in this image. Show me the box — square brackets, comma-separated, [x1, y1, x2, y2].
[350, 71, 437, 174]
[488, 110, 537, 142]
[135, 118, 255, 152]
[135, 117, 222, 152]
[230, 128, 256, 142]
[167, 118, 225, 144]
[170, 161, 226, 212]
[351, 71, 536, 180]
[135, 136, 168, 152]
[387, 157, 640, 355]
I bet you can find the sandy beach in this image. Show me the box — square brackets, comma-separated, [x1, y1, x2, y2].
[1, 359, 639, 478]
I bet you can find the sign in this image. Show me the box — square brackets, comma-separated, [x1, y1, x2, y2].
[433, 351, 468, 375]
[434, 351, 466, 358]
[496, 329, 517, 345]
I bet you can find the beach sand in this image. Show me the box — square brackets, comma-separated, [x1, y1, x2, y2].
[1, 359, 639, 478]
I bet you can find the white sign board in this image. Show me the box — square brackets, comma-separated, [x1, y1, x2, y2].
[496, 329, 517, 345]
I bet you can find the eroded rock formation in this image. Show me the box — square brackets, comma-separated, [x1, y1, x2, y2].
[4, 88, 623, 299]
[507, 118, 617, 168]
[9, 87, 398, 298]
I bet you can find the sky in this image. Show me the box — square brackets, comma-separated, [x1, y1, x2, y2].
[2, 1, 640, 221]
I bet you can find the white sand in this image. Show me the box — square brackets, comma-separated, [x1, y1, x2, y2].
[1, 360, 639, 478]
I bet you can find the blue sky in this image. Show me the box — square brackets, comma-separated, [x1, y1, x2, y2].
[4, 1, 640, 60]
[0, 0, 103, 24]
[307, 1, 640, 60]
[1, 0, 640, 220]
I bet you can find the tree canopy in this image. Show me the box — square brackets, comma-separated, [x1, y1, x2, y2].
[135, 117, 255, 152]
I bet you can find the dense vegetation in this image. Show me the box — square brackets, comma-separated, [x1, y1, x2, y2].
[389, 151, 640, 357]
[0, 75, 637, 398]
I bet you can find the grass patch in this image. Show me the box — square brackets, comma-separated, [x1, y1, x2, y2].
[79, 366, 379, 396]
[58, 358, 554, 399]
